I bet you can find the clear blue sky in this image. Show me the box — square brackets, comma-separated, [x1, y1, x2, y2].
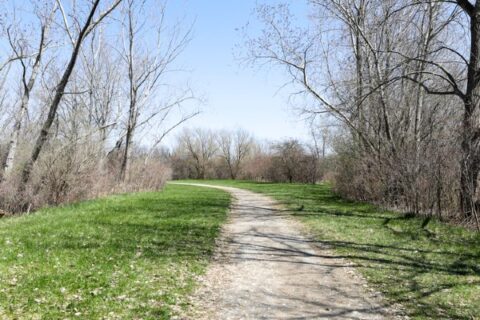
[161, 0, 311, 145]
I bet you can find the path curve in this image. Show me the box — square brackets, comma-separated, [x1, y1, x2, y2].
[174, 183, 402, 320]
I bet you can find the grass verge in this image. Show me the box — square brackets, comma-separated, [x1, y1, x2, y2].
[0, 184, 230, 319]
[187, 180, 480, 320]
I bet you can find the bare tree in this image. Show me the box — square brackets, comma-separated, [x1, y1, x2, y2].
[435, 0, 480, 225]
[18, 0, 123, 191]
[272, 139, 306, 183]
[0, 2, 58, 177]
[217, 129, 253, 179]
[369, 0, 480, 224]
[244, 1, 466, 222]
[307, 124, 330, 183]
[0, 0, 197, 213]
[117, 0, 193, 181]
[177, 128, 218, 179]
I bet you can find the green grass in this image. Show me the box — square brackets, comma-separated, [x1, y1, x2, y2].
[0, 184, 230, 319]
[186, 180, 480, 320]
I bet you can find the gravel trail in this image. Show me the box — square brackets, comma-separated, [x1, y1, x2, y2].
[174, 183, 402, 320]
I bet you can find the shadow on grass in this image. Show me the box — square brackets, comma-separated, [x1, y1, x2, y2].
[229, 227, 479, 319]
[173, 180, 480, 318]
[217, 226, 477, 319]
[218, 182, 480, 320]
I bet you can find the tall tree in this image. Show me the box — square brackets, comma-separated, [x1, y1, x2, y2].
[453, 0, 480, 223]
[178, 128, 217, 179]
[118, 0, 192, 182]
[19, 0, 123, 190]
[217, 129, 253, 179]
[1, 3, 58, 177]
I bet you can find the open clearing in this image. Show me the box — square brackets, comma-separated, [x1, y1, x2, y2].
[176, 183, 400, 319]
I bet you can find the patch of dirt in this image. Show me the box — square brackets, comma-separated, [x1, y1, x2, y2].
[174, 184, 406, 319]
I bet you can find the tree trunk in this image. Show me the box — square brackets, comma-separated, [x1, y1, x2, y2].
[2, 103, 27, 175]
[460, 3, 480, 224]
[119, 124, 133, 182]
[460, 109, 480, 219]
[4, 67, 41, 176]
[354, 0, 365, 133]
[119, 97, 136, 182]
[228, 160, 236, 179]
[119, 4, 137, 183]
[1, 16, 53, 177]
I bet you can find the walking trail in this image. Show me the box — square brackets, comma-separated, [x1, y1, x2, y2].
[174, 183, 403, 320]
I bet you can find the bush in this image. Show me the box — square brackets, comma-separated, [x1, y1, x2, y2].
[0, 141, 171, 214]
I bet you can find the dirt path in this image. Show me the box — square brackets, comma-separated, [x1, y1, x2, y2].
[174, 183, 402, 320]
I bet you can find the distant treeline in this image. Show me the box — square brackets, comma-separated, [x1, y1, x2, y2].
[168, 128, 331, 184]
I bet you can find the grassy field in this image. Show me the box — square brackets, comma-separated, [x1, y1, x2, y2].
[189, 180, 480, 320]
[0, 184, 230, 319]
